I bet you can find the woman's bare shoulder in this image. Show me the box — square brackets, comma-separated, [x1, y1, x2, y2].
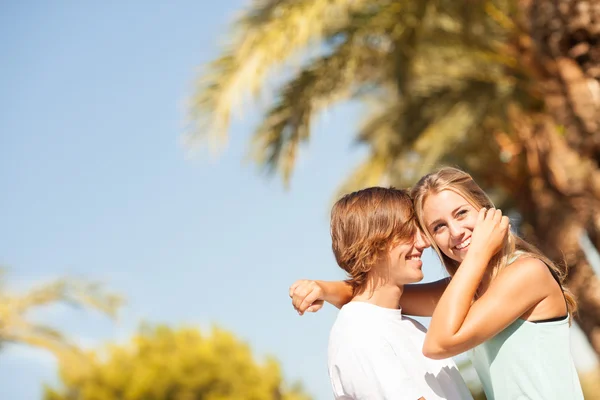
[497, 255, 555, 293]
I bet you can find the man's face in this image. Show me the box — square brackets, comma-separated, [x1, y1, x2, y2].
[387, 229, 431, 285]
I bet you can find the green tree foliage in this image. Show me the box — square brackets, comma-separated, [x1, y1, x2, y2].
[45, 325, 311, 400]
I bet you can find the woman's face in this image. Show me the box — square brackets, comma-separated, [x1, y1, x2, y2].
[422, 189, 479, 262]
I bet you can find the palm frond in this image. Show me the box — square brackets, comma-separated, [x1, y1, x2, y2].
[187, 0, 535, 193]
[2, 279, 122, 318]
[335, 97, 422, 195]
[344, 76, 513, 190]
[334, 153, 390, 199]
[0, 277, 122, 362]
[186, 0, 371, 149]
[249, 35, 391, 183]
[244, 0, 527, 184]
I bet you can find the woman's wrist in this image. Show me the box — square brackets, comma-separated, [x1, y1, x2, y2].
[318, 280, 351, 307]
[464, 244, 495, 265]
[317, 280, 339, 303]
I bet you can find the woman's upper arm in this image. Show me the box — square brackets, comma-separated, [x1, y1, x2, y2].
[426, 258, 550, 357]
[400, 278, 450, 316]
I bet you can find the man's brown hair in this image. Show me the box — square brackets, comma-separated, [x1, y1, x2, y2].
[330, 187, 416, 294]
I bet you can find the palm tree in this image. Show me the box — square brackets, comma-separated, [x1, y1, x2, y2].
[511, 0, 600, 355]
[187, 0, 600, 356]
[0, 269, 122, 376]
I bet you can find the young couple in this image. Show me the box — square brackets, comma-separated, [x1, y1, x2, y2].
[289, 167, 583, 399]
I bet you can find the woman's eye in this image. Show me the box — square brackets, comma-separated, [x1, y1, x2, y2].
[457, 209, 468, 217]
[433, 224, 444, 233]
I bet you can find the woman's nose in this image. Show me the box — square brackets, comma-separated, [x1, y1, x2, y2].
[448, 221, 464, 239]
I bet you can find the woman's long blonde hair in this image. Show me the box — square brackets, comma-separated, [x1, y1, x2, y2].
[410, 167, 577, 317]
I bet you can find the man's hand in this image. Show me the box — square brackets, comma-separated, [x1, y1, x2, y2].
[289, 280, 325, 315]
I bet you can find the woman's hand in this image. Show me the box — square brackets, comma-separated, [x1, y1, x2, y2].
[469, 208, 510, 259]
[289, 279, 353, 314]
[289, 280, 325, 315]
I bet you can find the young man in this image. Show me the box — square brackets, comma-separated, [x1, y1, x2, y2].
[290, 187, 472, 399]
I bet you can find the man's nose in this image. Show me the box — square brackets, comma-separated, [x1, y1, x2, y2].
[415, 229, 431, 250]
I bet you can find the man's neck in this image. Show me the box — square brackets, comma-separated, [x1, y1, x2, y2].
[352, 282, 404, 309]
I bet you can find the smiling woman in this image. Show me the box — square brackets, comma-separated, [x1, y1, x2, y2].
[410, 167, 583, 400]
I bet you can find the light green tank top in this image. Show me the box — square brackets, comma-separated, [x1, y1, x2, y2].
[469, 253, 584, 399]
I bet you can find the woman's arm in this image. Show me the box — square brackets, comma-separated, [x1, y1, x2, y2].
[401, 278, 450, 317]
[423, 257, 550, 358]
[289, 280, 353, 314]
[422, 209, 548, 359]
[290, 277, 450, 316]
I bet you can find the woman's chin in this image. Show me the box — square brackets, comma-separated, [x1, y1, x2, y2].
[447, 251, 464, 263]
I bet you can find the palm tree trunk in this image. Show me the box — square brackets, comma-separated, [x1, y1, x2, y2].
[527, 0, 600, 158]
[507, 110, 600, 357]
[494, 0, 600, 358]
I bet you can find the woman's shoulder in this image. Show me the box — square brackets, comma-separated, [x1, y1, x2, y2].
[499, 255, 555, 291]
[482, 256, 553, 309]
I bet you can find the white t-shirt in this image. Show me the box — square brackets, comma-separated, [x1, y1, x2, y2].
[328, 302, 473, 400]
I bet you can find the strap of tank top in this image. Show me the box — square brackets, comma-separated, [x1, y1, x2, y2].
[508, 250, 525, 265]
[509, 250, 569, 316]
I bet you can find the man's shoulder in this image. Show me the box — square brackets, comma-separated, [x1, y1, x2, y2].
[329, 313, 388, 351]
[330, 310, 386, 344]
[329, 318, 378, 347]
[332, 308, 426, 336]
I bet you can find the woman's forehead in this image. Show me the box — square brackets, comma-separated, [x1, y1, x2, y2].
[423, 190, 469, 215]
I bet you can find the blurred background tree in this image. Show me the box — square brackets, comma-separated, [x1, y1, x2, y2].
[188, 0, 600, 357]
[0, 268, 121, 375]
[44, 325, 311, 400]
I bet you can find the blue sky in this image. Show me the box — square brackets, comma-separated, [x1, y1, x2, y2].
[1, 2, 597, 400]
